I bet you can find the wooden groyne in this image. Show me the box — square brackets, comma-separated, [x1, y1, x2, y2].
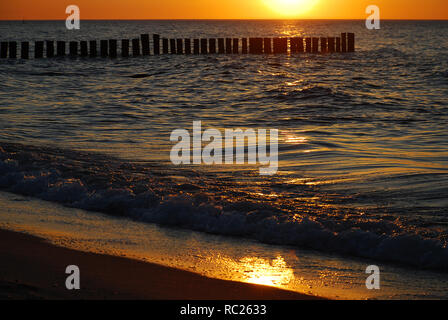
[0, 33, 355, 59]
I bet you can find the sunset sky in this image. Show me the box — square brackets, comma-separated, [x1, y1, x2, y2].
[1, 0, 447, 20]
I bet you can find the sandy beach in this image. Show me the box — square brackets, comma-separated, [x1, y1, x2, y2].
[0, 229, 319, 300]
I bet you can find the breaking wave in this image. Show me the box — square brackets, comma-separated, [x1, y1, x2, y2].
[1, 142, 448, 271]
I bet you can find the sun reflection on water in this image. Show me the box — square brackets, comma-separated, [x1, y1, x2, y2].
[285, 135, 308, 144]
[238, 256, 295, 287]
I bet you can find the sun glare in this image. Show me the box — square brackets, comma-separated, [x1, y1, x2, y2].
[262, 0, 319, 17]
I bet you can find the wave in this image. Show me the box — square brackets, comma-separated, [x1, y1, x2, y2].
[128, 73, 152, 79]
[1, 141, 448, 271]
[266, 85, 353, 104]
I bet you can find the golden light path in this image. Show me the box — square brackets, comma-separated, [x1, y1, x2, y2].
[262, 0, 320, 17]
[215, 255, 295, 287]
[241, 256, 295, 286]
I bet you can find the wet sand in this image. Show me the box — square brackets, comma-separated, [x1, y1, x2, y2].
[0, 229, 320, 300]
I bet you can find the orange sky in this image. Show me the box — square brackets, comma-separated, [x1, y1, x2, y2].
[1, 0, 447, 20]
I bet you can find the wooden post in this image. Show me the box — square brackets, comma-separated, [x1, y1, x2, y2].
[0, 42, 7, 58]
[185, 39, 191, 54]
[218, 38, 225, 54]
[209, 39, 216, 54]
[328, 37, 335, 53]
[46, 41, 54, 58]
[304, 38, 311, 53]
[348, 33, 355, 52]
[290, 38, 298, 54]
[80, 41, 88, 57]
[141, 34, 150, 55]
[170, 39, 176, 54]
[153, 34, 160, 55]
[249, 38, 263, 54]
[109, 39, 117, 58]
[320, 37, 327, 53]
[264, 38, 272, 54]
[201, 39, 208, 54]
[193, 39, 200, 54]
[57, 41, 65, 56]
[35, 41, 44, 58]
[226, 38, 232, 54]
[100, 40, 108, 57]
[242, 38, 248, 54]
[312, 38, 319, 53]
[69, 41, 78, 56]
[298, 37, 304, 53]
[121, 39, 129, 57]
[273, 38, 287, 54]
[9, 42, 17, 58]
[341, 33, 347, 53]
[89, 40, 97, 57]
[336, 37, 341, 53]
[233, 38, 239, 54]
[21, 42, 29, 59]
[162, 38, 169, 54]
[132, 38, 140, 56]
[176, 39, 183, 54]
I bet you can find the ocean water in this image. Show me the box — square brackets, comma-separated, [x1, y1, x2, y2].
[1, 20, 448, 299]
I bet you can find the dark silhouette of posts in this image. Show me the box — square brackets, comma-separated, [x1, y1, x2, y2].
[336, 37, 341, 52]
[226, 38, 232, 54]
[185, 39, 191, 54]
[69, 41, 78, 56]
[176, 39, 183, 54]
[109, 39, 117, 58]
[242, 38, 248, 54]
[209, 39, 216, 54]
[121, 39, 129, 57]
[305, 38, 312, 53]
[0, 42, 7, 58]
[249, 38, 263, 54]
[7, 32, 354, 59]
[21, 42, 29, 59]
[153, 34, 160, 55]
[218, 38, 225, 54]
[193, 39, 199, 54]
[264, 38, 272, 54]
[341, 33, 347, 53]
[233, 38, 239, 54]
[273, 38, 287, 54]
[46, 41, 54, 58]
[348, 33, 355, 52]
[89, 41, 97, 57]
[328, 37, 335, 53]
[132, 38, 140, 56]
[162, 38, 169, 54]
[9, 41, 17, 58]
[35, 41, 44, 58]
[57, 41, 65, 56]
[320, 37, 327, 53]
[170, 39, 176, 54]
[100, 40, 108, 57]
[141, 34, 150, 55]
[80, 41, 88, 57]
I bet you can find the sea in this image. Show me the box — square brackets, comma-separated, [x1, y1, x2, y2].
[0, 20, 447, 299]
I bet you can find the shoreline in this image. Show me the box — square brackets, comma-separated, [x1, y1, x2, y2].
[0, 228, 321, 300]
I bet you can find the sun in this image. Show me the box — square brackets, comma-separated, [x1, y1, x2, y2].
[262, 0, 319, 17]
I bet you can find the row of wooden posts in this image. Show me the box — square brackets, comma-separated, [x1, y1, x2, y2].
[0, 33, 355, 59]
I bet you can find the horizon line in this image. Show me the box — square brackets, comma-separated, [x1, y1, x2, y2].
[1, 18, 448, 21]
